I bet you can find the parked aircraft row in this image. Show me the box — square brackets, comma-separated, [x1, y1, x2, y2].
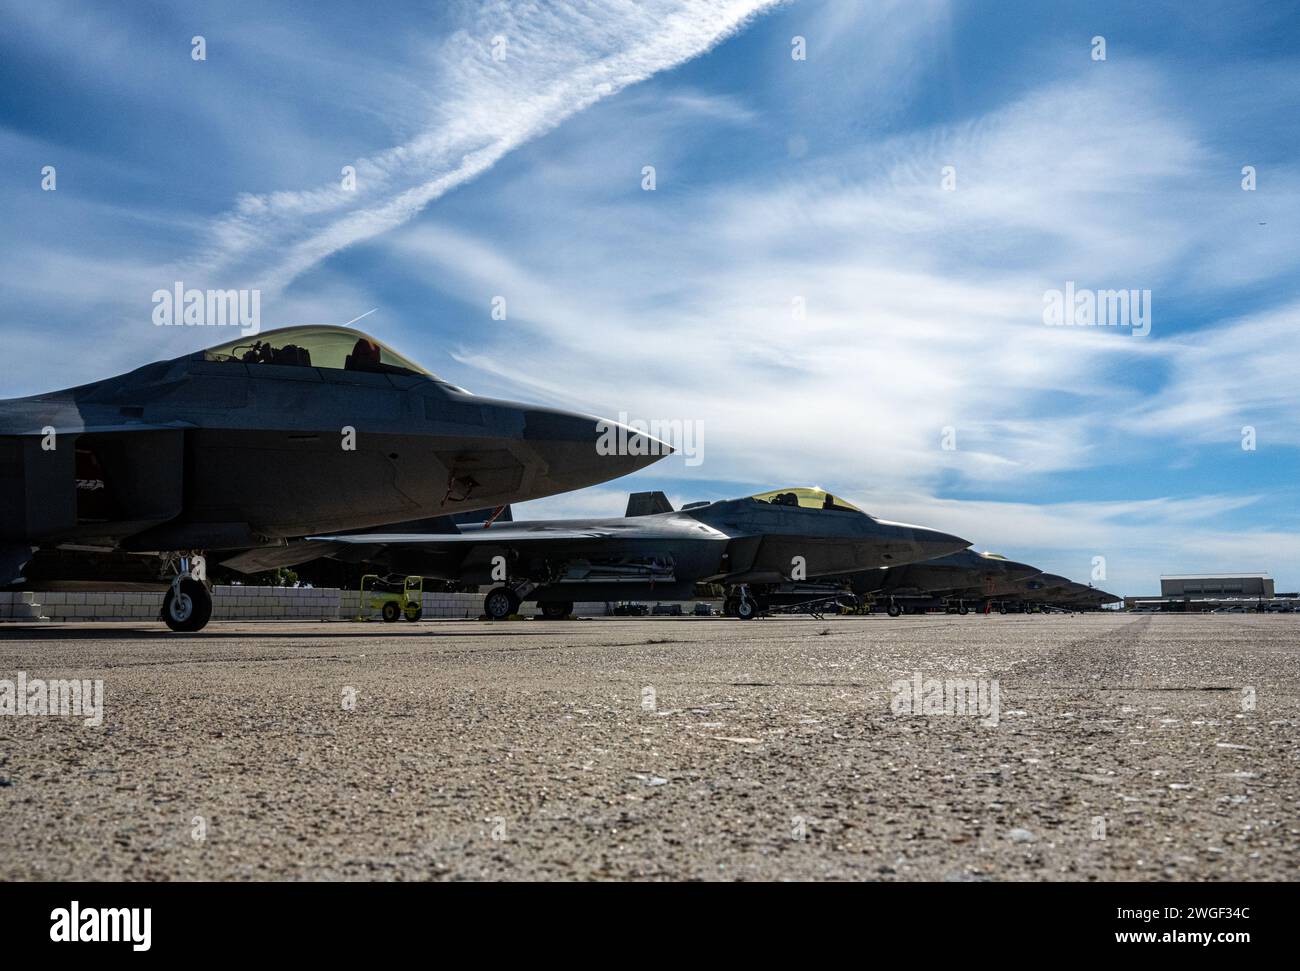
[0, 325, 1118, 631]
[257, 490, 1117, 620]
[843, 551, 1121, 616]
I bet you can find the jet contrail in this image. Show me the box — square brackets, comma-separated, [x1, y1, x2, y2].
[193, 0, 782, 295]
[342, 308, 378, 327]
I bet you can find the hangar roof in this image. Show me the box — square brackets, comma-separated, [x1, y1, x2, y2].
[1160, 573, 1271, 580]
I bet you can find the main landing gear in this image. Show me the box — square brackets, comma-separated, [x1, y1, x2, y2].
[161, 554, 213, 633]
[482, 579, 544, 621]
[724, 586, 763, 620]
[483, 586, 520, 621]
[539, 601, 574, 620]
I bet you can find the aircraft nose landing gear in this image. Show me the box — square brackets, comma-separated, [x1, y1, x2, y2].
[725, 586, 764, 620]
[482, 574, 539, 621]
[483, 586, 521, 621]
[161, 554, 213, 633]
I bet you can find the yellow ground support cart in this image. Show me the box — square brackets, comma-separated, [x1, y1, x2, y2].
[355, 574, 424, 622]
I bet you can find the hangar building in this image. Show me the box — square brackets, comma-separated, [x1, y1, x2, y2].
[1160, 573, 1274, 599]
[1123, 573, 1295, 611]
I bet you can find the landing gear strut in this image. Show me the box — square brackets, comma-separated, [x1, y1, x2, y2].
[161, 554, 213, 632]
[725, 586, 763, 620]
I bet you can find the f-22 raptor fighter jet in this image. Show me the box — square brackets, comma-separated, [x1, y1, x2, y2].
[307, 487, 970, 620]
[986, 573, 1077, 612]
[0, 325, 667, 631]
[1055, 581, 1123, 610]
[847, 550, 1041, 616]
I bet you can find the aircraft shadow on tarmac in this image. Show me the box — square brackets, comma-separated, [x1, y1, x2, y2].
[0, 624, 610, 642]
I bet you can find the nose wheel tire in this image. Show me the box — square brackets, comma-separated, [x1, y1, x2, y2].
[484, 587, 520, 621]
[958, 603, 968, 615]
[886, 602, 902, 618]
[162, 578, 213, 633]
[734, 597, 759, 620]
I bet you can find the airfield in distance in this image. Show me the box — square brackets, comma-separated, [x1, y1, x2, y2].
[1, 612, 1294, 882]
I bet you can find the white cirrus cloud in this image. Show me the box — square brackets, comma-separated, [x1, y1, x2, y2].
[193, 0, 783, 294]
[387, 67, 1228, 496]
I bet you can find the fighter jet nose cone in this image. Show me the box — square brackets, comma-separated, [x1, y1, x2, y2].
[522, 408, 672, 494]
[1006, 561, 1040, 581]
[925, 529, 972, 558]
[912, 532, 968, 562]
[876, 520, 972, 566]
[600, 416, 675, 465]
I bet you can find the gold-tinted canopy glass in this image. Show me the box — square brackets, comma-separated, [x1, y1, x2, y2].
[202, 326, 432, 377]
[749, 487, 863, 513]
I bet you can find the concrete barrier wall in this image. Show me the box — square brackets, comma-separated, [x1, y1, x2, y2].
[218, 586, 343, 620]
[0, 586, 469, 622]
[0, 588, 691, 622]
[0, 586, 346, 622]
[0, 591, 44, 620]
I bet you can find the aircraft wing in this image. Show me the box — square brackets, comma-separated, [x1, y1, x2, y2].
[219, 542, 350, 574]
[222, 520, 725, 573]
[310, 522, 667, 547]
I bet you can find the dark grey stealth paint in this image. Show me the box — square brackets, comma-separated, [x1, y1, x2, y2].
[306, 486, 970, 620]
[846, 549, 1041, 599]
[0, 325, 667, 630]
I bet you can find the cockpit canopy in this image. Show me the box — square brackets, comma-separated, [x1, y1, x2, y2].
[749, 487, 864, 513]
[201, 326, 433, 378]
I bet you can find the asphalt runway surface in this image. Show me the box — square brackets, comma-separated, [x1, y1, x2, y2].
[1, 613, 1296, 881]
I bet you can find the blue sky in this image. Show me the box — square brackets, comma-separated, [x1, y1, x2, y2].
[2, 0, 1298, 595]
